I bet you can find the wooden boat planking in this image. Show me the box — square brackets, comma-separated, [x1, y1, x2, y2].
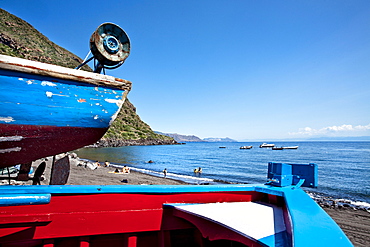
[0, 55, 131, 90]
[0, 62, 130, 167]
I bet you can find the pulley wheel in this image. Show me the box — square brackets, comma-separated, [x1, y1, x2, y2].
[90, 23, 130, 68]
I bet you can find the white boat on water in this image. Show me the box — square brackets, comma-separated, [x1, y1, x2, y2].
[283, 146, 299, 149]
[240, 146, 253, 149]
[259, 143, 275, 148]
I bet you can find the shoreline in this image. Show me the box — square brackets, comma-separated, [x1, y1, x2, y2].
[86, 138, 180, 148]
[26, 154, 370, 211]
[1, 154, 369, 246]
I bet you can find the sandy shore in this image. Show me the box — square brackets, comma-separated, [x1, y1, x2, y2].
[65, 164, 188, 186]
[323, 208, 370, 247]
[2, 155, 369, 247]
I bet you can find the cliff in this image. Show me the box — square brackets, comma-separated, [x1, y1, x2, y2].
[0, 8, 175, 146]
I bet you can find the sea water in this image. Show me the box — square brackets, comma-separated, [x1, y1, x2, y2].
[75, 141, 370, 204]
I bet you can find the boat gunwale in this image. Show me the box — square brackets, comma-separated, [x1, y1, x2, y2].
[0, 184, 263, 195]
[0, 54, 132, 91]
[0, 184, 352, 246]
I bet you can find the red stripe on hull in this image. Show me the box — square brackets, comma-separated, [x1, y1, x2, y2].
[0, 124, 107, 168]
[0, 191, 262, 246]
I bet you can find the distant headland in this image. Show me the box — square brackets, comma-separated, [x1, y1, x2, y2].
[155, 132, 237, 143]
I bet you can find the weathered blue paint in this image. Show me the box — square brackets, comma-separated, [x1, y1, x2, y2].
[0, 69, 126, 128]
[0, 193, 51, 206]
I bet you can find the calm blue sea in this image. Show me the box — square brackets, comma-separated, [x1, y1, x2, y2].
[75, 141, 370, 204]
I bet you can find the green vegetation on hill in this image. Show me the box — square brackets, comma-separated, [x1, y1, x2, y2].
[0, 8, 88, 70]
[0, 8, 174, 145]
[104, 99, 174, 141]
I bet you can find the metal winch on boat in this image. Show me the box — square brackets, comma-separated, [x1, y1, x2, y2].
[76, 23, 130, 73]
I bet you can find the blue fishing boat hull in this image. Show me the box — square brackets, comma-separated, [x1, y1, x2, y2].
[0, 55, 131, 168]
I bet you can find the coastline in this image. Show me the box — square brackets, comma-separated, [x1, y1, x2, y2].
[86, 138, 180, 148]
[2, 154, 369, 247]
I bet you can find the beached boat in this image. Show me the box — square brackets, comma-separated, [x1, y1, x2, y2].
[240, 145, 253, 149]
[259, 143, 275, 148]
[0, 162, 352, 246]
[0, 23, 131, 168]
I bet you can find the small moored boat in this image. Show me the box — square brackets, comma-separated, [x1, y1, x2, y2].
[259, 143, 275, 148]
[283, 146, 299, 149]
[240, 146, 253, 149]
[272, 146, 284, 150]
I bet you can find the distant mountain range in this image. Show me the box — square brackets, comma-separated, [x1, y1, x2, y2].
[157, 132, 370, 143]
[155, 132, 238, 143]
[203, 137, 237, 142]
[155, 132, 205, 142]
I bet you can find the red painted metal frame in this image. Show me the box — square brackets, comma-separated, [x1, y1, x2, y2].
[0, 124, 107, 168]
[0, 191, 263, 246]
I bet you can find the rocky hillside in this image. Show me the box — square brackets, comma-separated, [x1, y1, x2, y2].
[99, 100, 177, 146]
[0, 9, 88, 70]
[0, 8, 175, 146]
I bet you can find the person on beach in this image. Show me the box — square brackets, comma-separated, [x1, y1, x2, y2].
[194, 167, 202, 176]
[122, 165, 130, 174]
[163, 168, 167, 178]
[32, 162, 46, 185]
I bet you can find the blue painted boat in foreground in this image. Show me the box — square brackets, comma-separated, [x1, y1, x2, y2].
[0, 163, 353, 246]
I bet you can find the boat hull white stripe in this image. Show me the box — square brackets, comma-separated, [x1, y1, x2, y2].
[0, 147, 22, 153]
[0, 136, 23, 142]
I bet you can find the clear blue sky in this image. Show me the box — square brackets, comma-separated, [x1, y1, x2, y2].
[2, 0, 370, 140]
